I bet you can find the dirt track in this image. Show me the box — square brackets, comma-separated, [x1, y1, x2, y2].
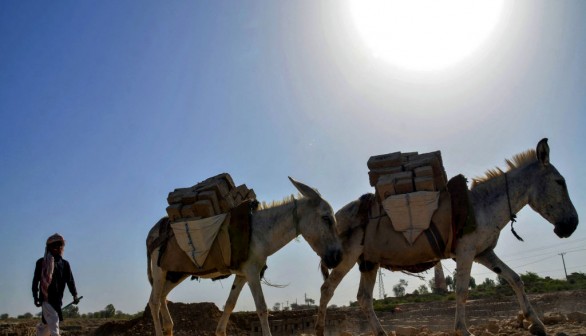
[2, 290, 585, 336]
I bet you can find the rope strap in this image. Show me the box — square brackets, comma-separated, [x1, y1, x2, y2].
[292, 198, 300, 237]
[505, 173, 524, 242]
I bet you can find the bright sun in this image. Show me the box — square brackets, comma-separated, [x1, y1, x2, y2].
[349, 0, 504, 71]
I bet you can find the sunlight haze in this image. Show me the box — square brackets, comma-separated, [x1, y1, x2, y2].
[350, 0, 505, 71]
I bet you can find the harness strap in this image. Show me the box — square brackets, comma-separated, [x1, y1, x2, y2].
[504, 173, 524, 242]
[292, 198, 300, 237]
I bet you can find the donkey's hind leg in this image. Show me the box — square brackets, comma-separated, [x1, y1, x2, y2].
[216, 275, 247, 336]
[159, 273, 189, 336]
[357, 263, 386, 336]
[149, 263, 168, 336]
[476, 250, 546, 336]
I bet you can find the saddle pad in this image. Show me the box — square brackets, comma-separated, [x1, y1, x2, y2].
[171, 213, 228, 268]
[382, 191, 439, 245]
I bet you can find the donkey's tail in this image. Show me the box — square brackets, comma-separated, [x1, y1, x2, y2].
[147, 248, 153, 286]
[320, 261, 330, 281]
[146, 217, 167, 286]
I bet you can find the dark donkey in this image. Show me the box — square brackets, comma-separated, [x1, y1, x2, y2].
[317, 139, 578, 336]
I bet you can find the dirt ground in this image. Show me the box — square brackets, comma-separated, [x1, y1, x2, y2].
[2, 291, 585, 336]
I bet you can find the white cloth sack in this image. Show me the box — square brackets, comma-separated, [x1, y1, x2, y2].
[171, 213, 228, 268]
[382, 191, 440, 245]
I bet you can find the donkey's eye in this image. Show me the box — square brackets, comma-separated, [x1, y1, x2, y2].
[322, 215, 333, 225]
[556, 179, 566, 188]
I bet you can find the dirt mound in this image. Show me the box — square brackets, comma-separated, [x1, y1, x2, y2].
[3, 291, 585, 336]
[93, 301, 247, 336]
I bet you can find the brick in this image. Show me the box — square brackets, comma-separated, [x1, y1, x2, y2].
[367, 151, 402, 169]
[368, 166, 403, 186]
[376, 176, 397, 201]
[192, 200, 215, 218]
[166, 203, 183, 221]
[197, 190, 220, 214]
[198, 180, 231, 200]
[193, 173, 235, 190]
[405, 156, 447, 191]
[400, 151, 419, 163]
[414, 165, 434, 177]
[180, 205, 196, 218]
[167, 187, 192, 204]
[394, 177, 414, 194]
[228, 184, 256, 204]
[415, 176, 436, 192]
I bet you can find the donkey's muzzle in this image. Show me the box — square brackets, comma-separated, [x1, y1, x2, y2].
[323, 248, 343, 269]
[554, 216, 578, 238]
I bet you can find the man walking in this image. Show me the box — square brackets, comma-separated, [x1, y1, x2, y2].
[32, 233, 79, 336]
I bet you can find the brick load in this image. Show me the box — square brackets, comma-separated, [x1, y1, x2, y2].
[368, 150, 447, 202]
[367, 150, 449, 246]
[166, 173, 256, 222]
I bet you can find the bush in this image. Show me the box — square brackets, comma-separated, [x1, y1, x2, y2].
[359, 272, 586, 311]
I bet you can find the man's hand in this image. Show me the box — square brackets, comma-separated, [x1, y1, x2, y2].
[73, 296, 80, 304]
[34, 298, 41, 307]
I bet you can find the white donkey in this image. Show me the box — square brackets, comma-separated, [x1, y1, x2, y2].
[147, 177, 343, 336]
[317, 139, 578, 336]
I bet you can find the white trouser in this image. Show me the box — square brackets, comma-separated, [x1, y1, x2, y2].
[36, 302, 60, 336]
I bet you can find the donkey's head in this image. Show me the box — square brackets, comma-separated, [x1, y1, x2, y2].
[288, 177, 343, 269]
[527, 138, 578, 238]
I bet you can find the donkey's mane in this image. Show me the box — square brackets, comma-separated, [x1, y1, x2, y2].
[471, 149, 537, 188]
[257, 194, 298, 210]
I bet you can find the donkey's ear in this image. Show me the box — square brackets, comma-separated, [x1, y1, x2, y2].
[536, 138, 550, 166]
[288, 176, 322, 200]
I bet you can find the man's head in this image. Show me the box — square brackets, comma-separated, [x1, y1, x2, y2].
[46, 233, 65, 256]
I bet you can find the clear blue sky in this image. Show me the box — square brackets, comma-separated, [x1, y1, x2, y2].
[1, 1, 585, 316]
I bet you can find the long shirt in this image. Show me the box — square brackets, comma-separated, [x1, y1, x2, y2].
[32, 255, 77, 321]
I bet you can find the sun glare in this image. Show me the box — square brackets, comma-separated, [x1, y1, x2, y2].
[350, 0, 504, 71]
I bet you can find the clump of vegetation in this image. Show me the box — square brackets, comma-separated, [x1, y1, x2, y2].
[3, 304, 142, 321]
[349, 272, 586, 312]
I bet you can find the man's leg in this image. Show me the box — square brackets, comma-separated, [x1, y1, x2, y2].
[41, 302, 60, 336]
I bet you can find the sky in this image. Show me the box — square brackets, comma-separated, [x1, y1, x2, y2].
[1, 1, 585, 317]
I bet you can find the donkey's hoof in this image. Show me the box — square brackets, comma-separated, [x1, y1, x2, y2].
[315, 326, 324, 336]
[454, 328, 473, 336]
[528, 323, 547, 336]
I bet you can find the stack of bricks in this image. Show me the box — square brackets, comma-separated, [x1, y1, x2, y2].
[165, 173, 256, 222]
[367, 150, 447, 202]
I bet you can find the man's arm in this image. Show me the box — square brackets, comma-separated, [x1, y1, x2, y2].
[64, 260, 78, 301]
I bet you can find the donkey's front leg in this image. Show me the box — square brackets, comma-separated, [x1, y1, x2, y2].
[476, 249, 546, 336]
[216, 275, 247, 336]
[317, 238, 363, 336]
[316, 258, 359, 336]
[455, 252, 475, 336]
